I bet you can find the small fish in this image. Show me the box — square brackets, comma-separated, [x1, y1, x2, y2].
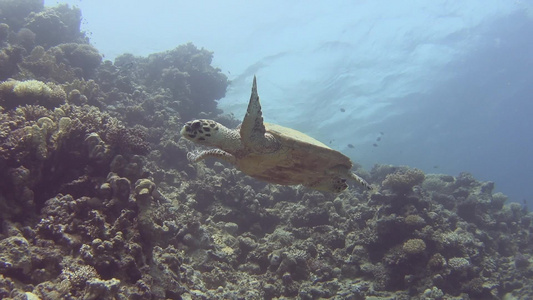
[340, 108, 346, 112]
[380, 132, 384, 135]
[376, 137, 381, 142]
[433, 165, 439, 169]
[348, 144, 354, 148]
[373, 143, 378, 147]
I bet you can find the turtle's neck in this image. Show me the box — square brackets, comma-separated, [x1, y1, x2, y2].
[212, 123, 242, 154]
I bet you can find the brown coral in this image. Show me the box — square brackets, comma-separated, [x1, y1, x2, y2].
[19, 43, 101, 82]
[402, 238, 426, 255]
[404, 214, 425, 226]
[0, 79, 66, 110]
[61, 43, 102, 69]
[382, 168, 425, 194]
[0, 0, 44, 31]
[24, 4, 83, 47]
[104, 125, 151, 155]
[0, 46, 24, 81]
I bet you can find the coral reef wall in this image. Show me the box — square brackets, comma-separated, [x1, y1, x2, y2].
[0, 2, 531, 300]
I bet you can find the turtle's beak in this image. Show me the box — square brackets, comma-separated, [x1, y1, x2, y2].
[180, 124, 188, 136]
[180, 121, 192, 137]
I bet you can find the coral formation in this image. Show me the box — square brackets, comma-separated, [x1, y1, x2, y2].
[0, 1, 531, 300]
[0, 79, 66, 109]
[0, 45, 24, 81]
[0, 23, 9, 42]
[14, 27, 37, 51]
[19, 43, 102, 83]
[24, 4, 84, 47]
[112, 42, 228, 121]
[402, 238, 426, 254]
[0, 0, 44, 31]
[382, 167, 425, 194]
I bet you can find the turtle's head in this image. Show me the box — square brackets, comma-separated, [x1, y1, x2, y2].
[181, 119, 240, 152]
[181, 119, 220, 146]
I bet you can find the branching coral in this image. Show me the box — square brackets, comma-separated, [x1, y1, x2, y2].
[62, 79, 104, 107]
[404, 214, 425, 227]
[0, 79, 66, 110]
[448, 257, 471, 272]
[382, 168, 425, 194]
[402, 238, 426, 255]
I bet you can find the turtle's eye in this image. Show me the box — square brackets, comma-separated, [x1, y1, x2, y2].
[190, 120, 202, 131]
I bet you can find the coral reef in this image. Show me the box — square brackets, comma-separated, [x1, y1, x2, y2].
[0, 0, 44, 31]
[382, 167, 425, 194]
[0, 23, 9, 43]
[18, 43, 102, 83]
[0, 1, 531, 300]
[0, 79, 66, 109]
[402, 238, 426, 255]
[24, 4, 84, 47]
[0, 103, 150, 221]
[0, 45, 24, 81]
[111, 42, 228, 121]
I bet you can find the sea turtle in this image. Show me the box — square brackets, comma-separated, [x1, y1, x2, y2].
[180, 76, 371, 192]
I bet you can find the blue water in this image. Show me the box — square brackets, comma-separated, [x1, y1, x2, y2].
[45, 0, 533, 205]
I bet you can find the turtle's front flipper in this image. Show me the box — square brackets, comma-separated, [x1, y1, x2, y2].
[187, 149, 236, 165]
[240, 76, 279, 153]
[349, 172, 372, 190]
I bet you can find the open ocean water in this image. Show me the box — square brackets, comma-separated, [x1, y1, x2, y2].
[46, 0, 533, 206]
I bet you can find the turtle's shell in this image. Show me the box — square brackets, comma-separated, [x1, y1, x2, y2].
[236, 123, 353, 185]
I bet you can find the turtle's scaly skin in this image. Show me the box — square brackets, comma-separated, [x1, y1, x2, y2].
[181, 76, 371, 192]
